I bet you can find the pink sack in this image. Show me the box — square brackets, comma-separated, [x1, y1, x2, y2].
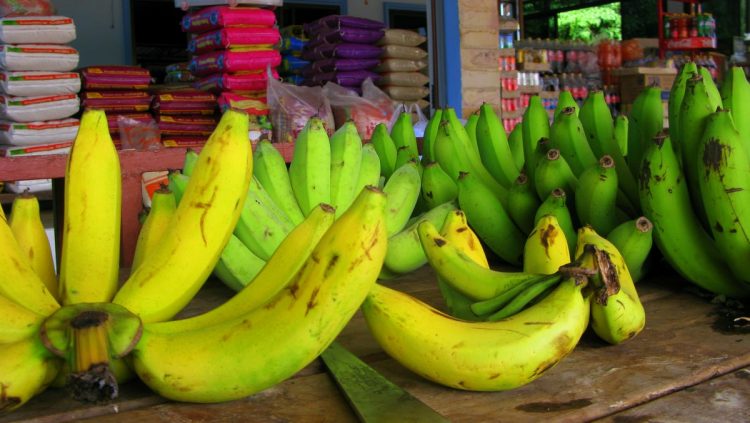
[81, 66, 151, 90]
[188, 27, 281, 55]
[157, 114, 216, 136]
[194, 69, 278, 92]
[189, 49, 281, 76]
[181, 6, 276, 33]
[81, 91, 153, 112]
[152, 90, 216, 115]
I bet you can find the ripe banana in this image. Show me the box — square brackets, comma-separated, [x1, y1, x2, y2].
[629, 87, 663, 180]
[356, 143, 382, 191]
[131, 187, 387, 403]
[535, 188, 577, 256]
[549, 106, 597, 176]
[0, 334, 61, 411]
[521, 95, 550, 187]
[182, 148, 200, 177]
[507, 173, 541, 235]
[9, 193, 57, 298]
[383, 161, 421, 236]
[289, 117, 331, 216]
[534, 148, 578, 201]
[420, 161, 458, 211]
[457, 171, 524, 265]
[639, 133, 750, 298]
[508, 122, 525, 171]
[436, 210, 490, 321]
[476, 102, 519, 188]
[696, 110, 750, 285]
[382, 201, 456, 274]
[575, 156, 619, 236]
[554, 89, 579, 121]
[421, 108, 443, 162]
[370, 122, 398, 179]
[0, 292, 44, 344]
[147, 203, 336, 334]
[390, 110, 420, 159]
[719, 66, 750, 150]
[233, 177, 295, 261]
[213, 234, 267, 292]
[253, 140, 305, 225]
[606, 217, 653, 283]
[523, 214, 570, 275]
[575, 227, 646, 344]
[113, 109, 254, 323]
[668, 61, 697, 152]
[361, 274, 590, 391]
[59, 109, 121, 304]
[131, 187, 176, 272]
[329, 121, 363, 217]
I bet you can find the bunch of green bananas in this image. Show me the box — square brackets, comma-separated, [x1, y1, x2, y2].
[0, 109, 389, 411]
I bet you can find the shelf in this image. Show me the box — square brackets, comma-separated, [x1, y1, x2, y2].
[519, 85, 543, 94]
[517, 62, 551, 72]
[500, 89, 520, 99]
[499, 70, 518, 78]
[498, 48, 516, 57]
[661, 37, 717, 51]
[498, 19, 519, 32]
[500, 109, 523, 119]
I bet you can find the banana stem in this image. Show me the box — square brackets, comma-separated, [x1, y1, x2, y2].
[68, 311, 118, 403]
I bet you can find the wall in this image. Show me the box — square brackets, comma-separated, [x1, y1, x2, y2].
[347, 0, 425, 23]
[458, 0, 501, 117]
[55, 0, 131, 67]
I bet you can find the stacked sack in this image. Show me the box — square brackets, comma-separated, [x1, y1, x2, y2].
[152, 88, 217, 149]
[0, 15, 81, 158]
[279, 25, 309, 86]
[183, 5, 280, 123]
[301, 15, 384, 94]
[376, 28, 430, 109]
[80, 65, 154, 149]
[164, 62, 196, 85]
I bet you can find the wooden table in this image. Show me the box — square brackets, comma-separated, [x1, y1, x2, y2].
[2, 264, 748, 423]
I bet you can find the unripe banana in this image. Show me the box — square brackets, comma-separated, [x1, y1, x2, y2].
[483, 274, 563, 321]
[639, 132, 750, 298]
[575, 156, 619, 236]
[614, 114, 628, 157]
[421, 108, 443, 162]
[369, 122, 398, 179]
[253, 140, 305, 225]
[507, 173, 540, 235]
[508, 123, 525, 172]
[521, 95, 550, 187]
[167, 170, 190, 204]
[696, 110, 750, 285]
[213, 234, 267, 292]
[700, 66, 723, 110]
[464, 110, 481, 160]
[59, 109, 121, 304]
[668, 61, 697, 151]
[457, 171, 524, 266]
[9, 193, 57, 298]
[382, 201, 456, 274]
[390, 110, 419, 159]
[383, 161, 421, 236]
[629, 87, 663, 179]
[476, 102, 519, 188]
[356, 143, 382, 192]
[549, 106, 597, 176]
[289, 117, 331, 216]
[554, 89, 579, 121]
[535, 188, 577, 254]
[182, 148, 200, 177]
[719, 66, 750, 153]
[131, 187, 177, 272]
[523, 214, 571, 275]
[421, 161, 458, 210]
[329, 121, 363, 217]
[534, 148, 578, 201]
[394, 145, 418, 171]
[606, 217, 653, 283]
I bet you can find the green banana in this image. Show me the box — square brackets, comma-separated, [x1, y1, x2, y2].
[369, 122, 398, 179]
[696, 109, 750, 285]
[356, 143, 382, 192]
[421, 161, 458, 210]
[469, 273, 561, 317]
[253, 140, 305, 225]
[639, 133, 750, 298]
[289, 117, 331, 216]
[394, 145, 418, 171]
[606, 216, 653, 283]
[668, 61, 697, 152]
[629, 87, 663, 180]
[719, 66, 750, 151]
[575, 156, 619, 236]
[521, 95, 550, 187]
[457, 171, 524, 266]
[167, 170, 190, 205]
[476, 102, 519, 188]
[213, 234, 267, 292]
[329, 121, 363, 217]
[554, 89, 579, 121]
[464, 110, 481, 160]
[700, 66, 723, 110]
[390, 111, 419, 159]
[383, 161, 422, 236]
[508, 123, 525, 172]
[535, 188, 577, 254]
[549, 106, 597, 176]
[534, 148, 578, 202]
[485, 274, 562, 321]
[614, 114, 628, 157]
[131, 187, 177, 272]
[182, 148, 200, 177]
[421, 108, 443, 162]
[507, 172, 540, 235]
[382, 201, 456, 274]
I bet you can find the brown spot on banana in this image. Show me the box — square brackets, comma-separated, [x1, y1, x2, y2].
[456, 226, 468, 233]
[324, 254, 340, 279]
[540, 224, 557, 259]
[305, 286, 320, 315]
[703, 137, 726, 173]
[434, 238, 446, 247]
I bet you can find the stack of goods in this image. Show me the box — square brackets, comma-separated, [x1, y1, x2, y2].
[375, 28, 429, 108]
[279, 25, 309, 86]
[182, 6, 281, 123]
[79, 65, 153, 149]
[0, 15, 81, 158]
[301, 15, 384, 94]
[152, 88, 218, 148]
[164, 62, 195, 85]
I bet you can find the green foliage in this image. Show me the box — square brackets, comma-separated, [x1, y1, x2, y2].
[557, 2, 622, 42]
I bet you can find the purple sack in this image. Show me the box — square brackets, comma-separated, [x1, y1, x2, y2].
[312, 70, 380, 87]
[312, 58, 380, 73]
[317, 27, 384, 44]
[306, 43, 383, 61]
[303, 15, 385, 36]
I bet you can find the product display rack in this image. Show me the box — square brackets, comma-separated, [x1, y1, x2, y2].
[658, 0, 717, 59]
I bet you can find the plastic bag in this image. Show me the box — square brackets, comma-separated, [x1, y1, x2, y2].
[390, 101, 428, 138]
[378, 29, 426, 47]
[118, 115, 160, 151]
[322, 78, 395, 140]
[267, 72, 334, 143]
[0, 0, 55, 17]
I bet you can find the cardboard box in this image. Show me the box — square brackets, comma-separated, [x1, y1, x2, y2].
[614, 67, 676, 104]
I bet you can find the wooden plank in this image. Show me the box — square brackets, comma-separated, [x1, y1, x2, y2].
[460, 49, 500, 71]
[603, 368, 750, 422]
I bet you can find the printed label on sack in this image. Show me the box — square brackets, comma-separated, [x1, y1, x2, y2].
[2, 18, 73, 26]
[4, 45, 77, 55]
[8, 94, 76, 106]
[7, 73, 79, 82]
[0, 120, 79, 131]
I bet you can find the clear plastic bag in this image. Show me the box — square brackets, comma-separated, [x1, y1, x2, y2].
[118, 115, 161, 151]
[267, 70, 334, 143]
[322, 78, 395, 140]
[390, 102, 428, 138]
[0, 0, 54, 17]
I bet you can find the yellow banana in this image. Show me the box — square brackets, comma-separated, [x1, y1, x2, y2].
[59, 109, 121, 304]
[361, 274, 590, 391]
[0, 334, 61, 411]
[131, 187, 177, 272]
[0, 292, 44, 344]
[131, 187, 387, 403]
[9, 193, 57, 298]
[523, 214, 570, 275]
[114, 109, 253, 323]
